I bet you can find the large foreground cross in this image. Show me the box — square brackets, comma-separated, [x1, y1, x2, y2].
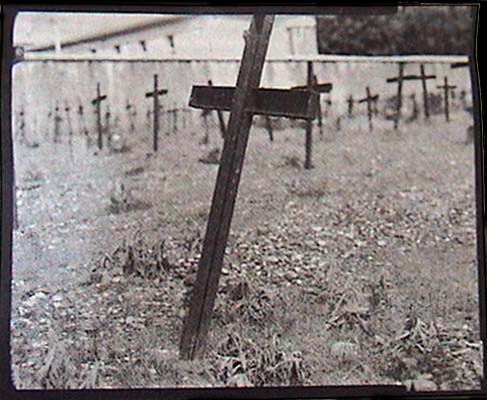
[179, 14, 318, 360]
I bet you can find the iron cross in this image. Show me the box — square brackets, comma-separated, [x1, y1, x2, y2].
[91, 82, 107, 150]
[179, 14, 318, 360]
[145, 74, 168, 153]
[347, 94, 355, 117]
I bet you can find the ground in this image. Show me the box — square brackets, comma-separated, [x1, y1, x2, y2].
[10, 110, 482, 390]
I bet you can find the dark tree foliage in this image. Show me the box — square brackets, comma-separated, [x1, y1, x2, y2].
[316, 6, 474, 55]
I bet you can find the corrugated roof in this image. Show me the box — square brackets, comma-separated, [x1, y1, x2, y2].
[13, 12, 186, 50]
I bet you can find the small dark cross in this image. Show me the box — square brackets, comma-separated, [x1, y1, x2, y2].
[64, 102, 73, 137]
[145, 74, 168, 153]
[18, 107, 26, 142]
[53, 103, 62, 143]
[436, 76, 457, 122]
[347, 95, 355, 117]
[358, 86, 379, 132]
[105, 107, 111, 147]
[91, 82, 107, 150]
[179, 15, 318, 360]
[125, 100, 136, 134]
[65, 102, 74, 158]
[323, 98, 332, 118]
[407, 93, 419, 123]
[77, 104, 89, 138]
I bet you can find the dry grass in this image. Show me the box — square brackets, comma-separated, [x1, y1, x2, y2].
[11, 110, 482, 389]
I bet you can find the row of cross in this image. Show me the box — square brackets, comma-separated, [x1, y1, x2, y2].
[92, 75, 168, 152]
[17, 64, 463, 156]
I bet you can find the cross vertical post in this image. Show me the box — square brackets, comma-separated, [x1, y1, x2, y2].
[436, 76, 456, 122]
[304, 61, 314, 170]
[347, 95, 354, 117]
[386, 62, 405, 130]
[179, 15, 275, 360]
[91, 82, 107, 150]
[173, 104, 178, 135]
[419, 64, 436, 119]
[146, 74, 168, 153]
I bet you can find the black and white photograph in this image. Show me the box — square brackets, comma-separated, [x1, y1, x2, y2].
[6, 4, 484, 393]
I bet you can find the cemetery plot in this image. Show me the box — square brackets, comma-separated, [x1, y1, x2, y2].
[9, 19, 481, 391]
[10, 104, 480, 390]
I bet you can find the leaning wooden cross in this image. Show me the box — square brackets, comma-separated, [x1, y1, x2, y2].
[436, 76, 456, 122]
[179, 15, 318, 360]
[91, 82, 107, 150]
[145, 74, 168, 153]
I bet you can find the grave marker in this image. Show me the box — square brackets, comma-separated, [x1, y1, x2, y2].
[53, 103, 62, 143]
[65, 102, 73, 158]
[291, 69, 332, 139]
[145, 74, 168, 152]
[105, 106, 111, 147]
[77, 104, 88, 138]
[64, 102, 73, 137]
[347, 95, 355, 117]
[125, 100, 136, 135]
[436, 76, 457, 122]
[91, 83, 107, 150]
[407, 93, 419, 122]
[358, 86, 379, 132]
[180, 15, 318, 360]
[18, 107, 26, 142]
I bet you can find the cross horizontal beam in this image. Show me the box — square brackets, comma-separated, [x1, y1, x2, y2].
[91, 94, 106, 105]
[386, 74, 435, 83]
[146, 89, 168, 98]
[451, 61, 469, 69]
[358, 94, 379, 103]
[189, 86, 318, 120]
[291, 82, 333, 94]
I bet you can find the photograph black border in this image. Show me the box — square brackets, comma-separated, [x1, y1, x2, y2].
[1, 1, 486, 399]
